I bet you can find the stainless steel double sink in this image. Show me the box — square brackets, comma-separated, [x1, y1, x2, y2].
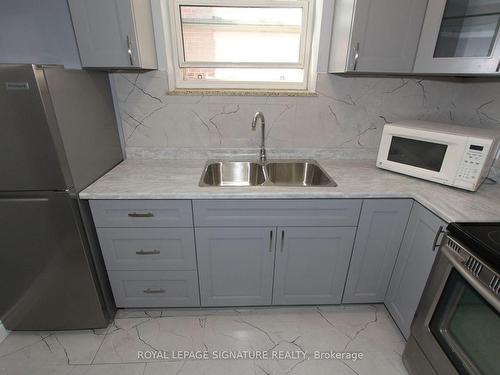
[199, 160, 337, 187]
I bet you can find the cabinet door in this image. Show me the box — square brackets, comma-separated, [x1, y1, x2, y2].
[68, 0, 139, 68]
[344, 0, 428, 73]
[414, 0, 500, 74]
[196, 227, 276, 306]
[273, 227, 356, 305]
[343, 199, 413, 304]
[385, 203, 446, 339]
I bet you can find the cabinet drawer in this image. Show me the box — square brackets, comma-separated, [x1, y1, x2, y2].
[193, 199, 362, 227]
[108, 270, 200, 308]
[97, 228, 196, 270]
[90, 200, 193, 227]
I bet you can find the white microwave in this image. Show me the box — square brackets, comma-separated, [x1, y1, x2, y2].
[377, 121, 500, 191]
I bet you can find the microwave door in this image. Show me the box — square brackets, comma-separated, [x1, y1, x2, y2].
[379, 130, 467, 182]
[387, 136, 449, 173]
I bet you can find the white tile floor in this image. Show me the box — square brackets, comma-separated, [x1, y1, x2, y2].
[0, 305, 408, 375]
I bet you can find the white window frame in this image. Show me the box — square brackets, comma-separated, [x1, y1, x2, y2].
[166, 0, 315, 91]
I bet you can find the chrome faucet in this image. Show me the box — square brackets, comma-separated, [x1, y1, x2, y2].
[252, 112, 266, 163]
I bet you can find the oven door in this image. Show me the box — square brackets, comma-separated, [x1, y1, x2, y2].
[412, 243, 500, 375]
[377, 125, 467, 184]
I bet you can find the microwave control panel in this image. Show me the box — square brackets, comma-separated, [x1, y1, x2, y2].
[455, 141, 490, 186]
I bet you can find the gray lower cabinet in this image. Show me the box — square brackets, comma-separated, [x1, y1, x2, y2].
[385, 202, 446, 339]
[343, 199, 413, 303]
[91, 198, 446, 313]
[193, 199, 361, 227]
[273, 227, 356, 305]
[90, 200, 193, 228]
[97, 227, 197, 271]
[195, 227, 276, 306]
[92, 200, 199, 308]
[108, 270, 200, 308]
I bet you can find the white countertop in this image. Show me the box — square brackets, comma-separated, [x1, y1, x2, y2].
[80, 159, 500, 223]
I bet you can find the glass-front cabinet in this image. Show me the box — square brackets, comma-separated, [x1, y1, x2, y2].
[414, 0, 500, 74]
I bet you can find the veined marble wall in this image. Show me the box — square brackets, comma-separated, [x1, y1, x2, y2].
[112, 71, 500, 161]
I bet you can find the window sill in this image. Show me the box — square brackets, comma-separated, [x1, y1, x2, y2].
[167, 89, 318, 97]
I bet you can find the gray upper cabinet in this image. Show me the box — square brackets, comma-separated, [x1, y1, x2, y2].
[273, 227, 356, 305]
[343, 199, 413, 304]
[385, 202, 446, 339]
[328, 0, 429, 73]
[195, 227, 276, 306]
[414, 0, 500, 75]
[68, 0, 157, 69]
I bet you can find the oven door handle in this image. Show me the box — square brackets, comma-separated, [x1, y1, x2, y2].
[442, 247, 500, 312]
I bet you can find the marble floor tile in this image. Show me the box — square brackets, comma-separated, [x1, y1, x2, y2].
[68, 363, 148, 375]
[92, 315, 206, 364]
[0, 363, 73, 375]
[114, 307, 239, 319]
[0, 305, 408, 375]
[0, 329, 106, 366]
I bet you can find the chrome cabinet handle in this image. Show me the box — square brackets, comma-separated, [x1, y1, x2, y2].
[269, 230, 274, 252]
[136, 249, 160, 255]
[128, 212, 154, 218]
[126, 35, 134, 66]
[143, 288, 166, 294]
[353, 42, 360, 71]
[432, 226, 445, 251]
[280, 230, 285, 253]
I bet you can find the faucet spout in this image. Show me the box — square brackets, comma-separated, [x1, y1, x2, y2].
[252, 112, 266, 163]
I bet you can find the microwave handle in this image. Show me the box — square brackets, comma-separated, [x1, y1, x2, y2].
[442, 246, 500, 313]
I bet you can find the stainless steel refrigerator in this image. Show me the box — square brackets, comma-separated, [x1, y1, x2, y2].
[0, 64, 123, 330]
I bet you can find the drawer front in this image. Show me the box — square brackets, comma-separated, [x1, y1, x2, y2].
[193, 199, 362, 227]
[90, 200, 193, 227]
[108, 270, 200, 308]
[97, 228, 196, 270]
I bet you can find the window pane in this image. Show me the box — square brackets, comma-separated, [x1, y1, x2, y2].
[183, 67, 304, 83]
[180, 6, 303, 64]
[434, 0, 500, 58]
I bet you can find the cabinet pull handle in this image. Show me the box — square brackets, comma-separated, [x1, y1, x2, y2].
[143, 288, 166, 294]
[136, 249, 160, 255]
[126, 35, 134, 66]
[432, 226, 445, 251]
[280, 230, 285, 253]
[269, 231, 274, 252]
[496, 60, 500, 73]
[128, 212, 154, 218]
[353, 42, 360, 71]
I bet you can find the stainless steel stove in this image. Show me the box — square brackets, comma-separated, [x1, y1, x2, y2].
[403, 222, 500, 375]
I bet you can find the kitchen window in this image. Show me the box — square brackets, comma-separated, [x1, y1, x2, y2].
[167, 0, 315, 91]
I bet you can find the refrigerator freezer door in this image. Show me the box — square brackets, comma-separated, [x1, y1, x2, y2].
[0, 65, 67, 191]
[0, 191, 110, 330]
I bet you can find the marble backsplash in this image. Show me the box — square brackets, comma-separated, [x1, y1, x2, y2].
[112, 71, 500, 163]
